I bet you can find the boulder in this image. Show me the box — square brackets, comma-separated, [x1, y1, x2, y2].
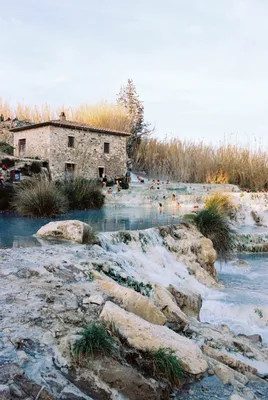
[202, 345, 258, 376]
[214, 364, 235, 385]
[168, 284, 202, 319]
[97, 280, 167, 325]
[229, 395, 247, 400]
[99, 301, 208, 375]
[206, 357, 248, 386]
[237, 334, 262, 344]
[152, 284, 188, 330]
[36, 220, 91, 244]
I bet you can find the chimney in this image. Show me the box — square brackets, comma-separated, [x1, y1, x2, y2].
[59, 111, 66, 121]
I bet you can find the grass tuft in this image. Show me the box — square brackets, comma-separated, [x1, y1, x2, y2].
[12, 179, 69, 217]
[58, 177, 104, 210]
[204, 192, 235, 216]
[186, 206, 235, 262]
[82, 224, 98, 245]
[144, 348, 183, 385]
[73, 322, 117, 360]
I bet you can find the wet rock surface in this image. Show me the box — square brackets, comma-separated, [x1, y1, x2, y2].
[1, 224, 268, 399]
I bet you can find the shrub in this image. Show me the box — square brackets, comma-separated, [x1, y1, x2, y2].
[73, 322, 117, 360]
[0, 142, 14, 155]
[1, 157, 15, 168]
[59, 177, 105, 210]
[12, 179, 69, 217]
[120, 178, 129, 190]
[30, 161, 42, 174]
[143, 348, 182, 385]
[185, 206, 234, 261]
[82, 225, 98, 245]
[250, 210, 262, 225]
[204, 192, 235, 216]
[0, 185, 14, 210]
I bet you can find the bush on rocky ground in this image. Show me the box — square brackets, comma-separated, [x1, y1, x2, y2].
[0, 142, 14, 155]
[73, 322, 117, 360]
[58, 177, 105, 210]
[142, 348, 183, 386]
[1, 157, 15, 168]
[185, 206, 235, 262]
[204, 192, 235, 216]
[12, 179, 69, 217]
[30, 160, 42, 174]
[0, 185, 14, 210]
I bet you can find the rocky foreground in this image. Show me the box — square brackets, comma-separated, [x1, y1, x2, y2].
[1, 221, 268, 399]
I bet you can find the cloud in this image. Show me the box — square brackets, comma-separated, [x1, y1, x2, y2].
[0, 0, 268, 144]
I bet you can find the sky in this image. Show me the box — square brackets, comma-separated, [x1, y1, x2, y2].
[1, 0, 268, 145]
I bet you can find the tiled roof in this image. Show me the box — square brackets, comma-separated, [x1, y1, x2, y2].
[10, 119, 131, 136]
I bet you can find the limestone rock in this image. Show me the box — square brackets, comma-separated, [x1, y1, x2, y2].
[237, 334, 262, 343]
[99, 301, 208, 375]
[206, 356, 248, 386]
[168, 284, 202, 319]
[97, 280, 167, 325]
[229, 395, 248, 400]
[214, 363, 235, 385]
[202, 345, 258, 375]
[159, 223, 219, 287]
[36, 220, 91, 244]
[96, 358, 168, 400]
[0, 385, 10, 400]
[87, 295, 104, 305]
[152, 284, 188, 330]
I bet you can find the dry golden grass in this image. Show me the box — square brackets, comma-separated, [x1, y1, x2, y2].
[0, 98, 131, 132]
[204, 192, 235, 216]
[134, 138, 268, 191]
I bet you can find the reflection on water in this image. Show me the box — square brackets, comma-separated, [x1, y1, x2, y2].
[0, 205, 182, 248]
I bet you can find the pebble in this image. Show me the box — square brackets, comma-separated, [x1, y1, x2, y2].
[43, 332, 54, 345]
[88, 295, 104, 305]
[17, 350, 29, 362]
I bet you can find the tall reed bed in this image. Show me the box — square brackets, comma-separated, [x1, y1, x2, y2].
[134, 138, 268, 191]
[0, 98, 131, 132]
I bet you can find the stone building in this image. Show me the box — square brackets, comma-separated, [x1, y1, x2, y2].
[10, 113, 130, 180]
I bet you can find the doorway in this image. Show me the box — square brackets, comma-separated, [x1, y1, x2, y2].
[18, 139, 26, 157]
[98, 167, 105, 178]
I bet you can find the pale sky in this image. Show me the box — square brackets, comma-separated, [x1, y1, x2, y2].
[1, 0, 268, 145]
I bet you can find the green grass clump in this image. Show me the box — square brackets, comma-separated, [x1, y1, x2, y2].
[59, 177, 104, 210]
[0, 142, 14, 155]
[185, 206, 234, 262]
[144, 348, 182, 385]
[73, 322, 117, 360]
[12, 179, 69, 217]
[204, 192, 235, 216]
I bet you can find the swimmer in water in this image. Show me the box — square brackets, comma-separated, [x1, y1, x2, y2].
[171, 193, 176, 201]
[158, 202, 163, 212]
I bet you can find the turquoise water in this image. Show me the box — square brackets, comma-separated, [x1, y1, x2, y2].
[0, 205, 182, 248]
[201, 253, 268, 344]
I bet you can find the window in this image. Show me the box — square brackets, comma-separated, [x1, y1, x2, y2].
[104, 142, 110, 154]
[65, 163, 76, 178]
[18, 139, 26, 157]
[68, 136, 75, 148]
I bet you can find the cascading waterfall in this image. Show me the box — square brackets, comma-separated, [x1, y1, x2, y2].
[97, 227, 268, 351]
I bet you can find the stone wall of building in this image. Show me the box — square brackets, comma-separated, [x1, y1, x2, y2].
[49, 126, 128, 179]
[13, 126, 51, 159]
